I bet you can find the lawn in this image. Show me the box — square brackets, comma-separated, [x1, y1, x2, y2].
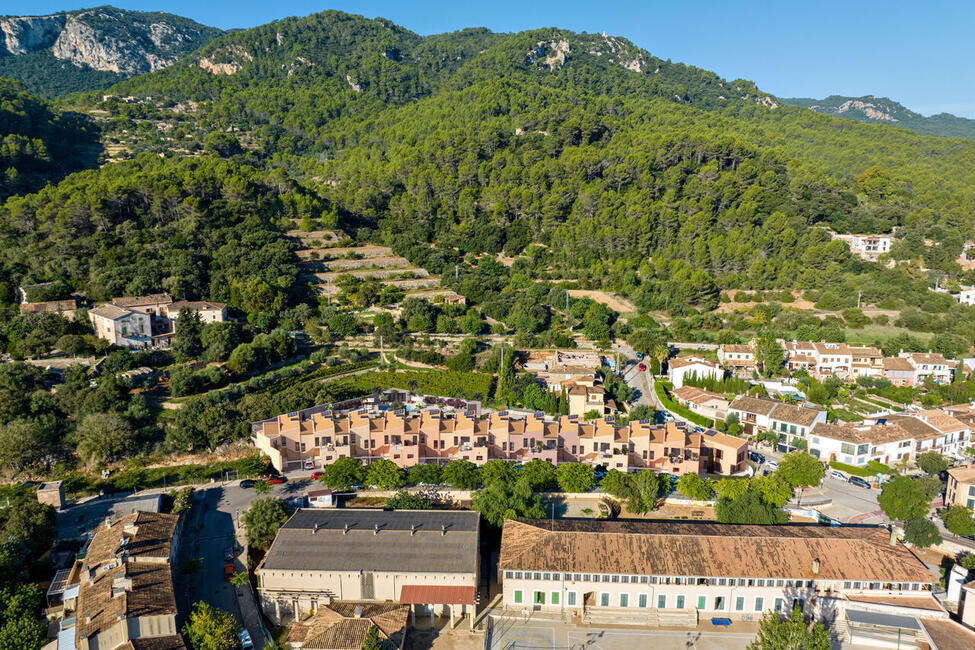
[654, 381, 715, 428]
[829, 460, 891, 477]
[843, 324, 932, 345]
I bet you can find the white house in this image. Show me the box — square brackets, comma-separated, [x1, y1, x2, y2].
[807, 421, 917, 466]
[848, 234, 892, 259]
[88, 305, 152, 349]
[727, 396, 780, 435]
[166, 300, 228, 323]
[956, 288, 975, 306]
[667, 357, 722, 389]
[898, 352, 952, 385]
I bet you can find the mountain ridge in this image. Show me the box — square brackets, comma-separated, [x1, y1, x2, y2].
[782, 94, 975, 140]
[0, 5, 222, 97]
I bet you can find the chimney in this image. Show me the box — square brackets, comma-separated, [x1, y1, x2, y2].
[441, 524, 447, 536]
[85, 614, 92, 624]
[811, 558, 820, 575]
[889, 526, 898, 547]
[312, 522, 319, 535]
[343, 523, 350, 535]
[411, 524, 417, 536]
[374, 523, 380, 535]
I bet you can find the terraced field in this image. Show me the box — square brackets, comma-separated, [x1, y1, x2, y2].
[286, 221, 440, 298]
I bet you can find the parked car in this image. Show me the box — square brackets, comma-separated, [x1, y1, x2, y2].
[830, 470, 847, 480]
[848, 476, 871, 489]
[692, 426, 705, 433]
[636, 352, 645, 360]
[765, 460, 779, 470]
[223, 563, 235, 582]
[310, 471, 325, 480]
[748, 451, 765, 464]
[223, 546, 234, 561]
[638, 362, 647, 371]
[239, 479, 256, 489]
[239, 630, 254, 650]
[266, 475, 287, 484]
[303, 460, 314, 470]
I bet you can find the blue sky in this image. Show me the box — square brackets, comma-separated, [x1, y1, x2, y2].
[10, 1, 975, 117]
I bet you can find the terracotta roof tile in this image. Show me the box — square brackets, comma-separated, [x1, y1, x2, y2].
[399, 585, 475, 605]
[499, 520, 933, 583]
[919, 618, 975, 650]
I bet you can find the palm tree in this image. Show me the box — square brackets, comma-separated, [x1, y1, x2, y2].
[407, 379, 419, 394]
[652, 345, 669, 375]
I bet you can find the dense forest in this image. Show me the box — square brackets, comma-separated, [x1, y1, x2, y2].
[0, 78, 98, 198]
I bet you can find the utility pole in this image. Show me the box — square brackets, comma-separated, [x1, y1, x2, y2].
[857, 290, 862, 309]
[454, 264, 458, 282]
[565, 290, 569, 312]
[380, 335, 384, 364]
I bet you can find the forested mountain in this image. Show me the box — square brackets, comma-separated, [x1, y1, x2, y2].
[6, 9, 975, 318]
[783, 95, 975, 140]
[0, 6, 222, 97]
[0, 77, 99, 198]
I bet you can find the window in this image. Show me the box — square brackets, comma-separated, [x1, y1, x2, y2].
[566, 592, 577, 606]
[611, 575, 620, 583]
[676, 595, 685, 609]
[754, 597, 764, 612]
[551, 592, 560, 606]
[600, 593, 610, 607]
[543, 573, 551, 581]
[841, 442, 855, 455]
[638, 594, 648, 608]
[533, 591, 545, 605]
[602, 575, 611, 583]
[657, 594, 666, 609]
[533, 573, 541, 580]
[714, 596, 725, 610]
[514, 572, 523, 579]
[514, 590, 523, 604]
[620, 593, 629, 607]
[774, 598, 783, 612]
[697, 596, 706, 610]
[735, 597, 745, 611]
[505, 571, 513, 579]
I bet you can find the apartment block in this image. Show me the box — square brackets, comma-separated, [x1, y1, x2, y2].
[253, 406, 748, 477]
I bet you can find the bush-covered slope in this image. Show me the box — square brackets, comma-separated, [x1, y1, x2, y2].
[0, 77, 99, 198]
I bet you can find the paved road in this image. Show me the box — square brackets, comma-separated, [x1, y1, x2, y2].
[178, 477, 316, 648]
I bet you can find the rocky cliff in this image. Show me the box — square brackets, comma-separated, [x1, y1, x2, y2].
[0, 6, 221, 95]
[782, 94, 975, 140]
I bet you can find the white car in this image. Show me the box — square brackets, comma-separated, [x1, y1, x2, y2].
[830, 470, 846, 480]
[765, 460, 779, 470]
[239, 630, 254, 650]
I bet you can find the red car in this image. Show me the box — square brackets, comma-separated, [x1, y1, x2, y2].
[266, 475, 287, 484]
[223, 563, 235, 582]
[311, 471, 324, 480]
[638, 362, 647, 371]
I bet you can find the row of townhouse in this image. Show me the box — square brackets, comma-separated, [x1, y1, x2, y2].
[497, 518, 975, 648]
[729, 395, 974, 461]
[253, 406, 749, 477]
[88, 293, 227, 350]
[727, 396, 827, 439]
[718, 340, 954, 385]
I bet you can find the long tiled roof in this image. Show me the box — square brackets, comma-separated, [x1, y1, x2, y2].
[885, 415, 942, 441]
[499, 520, 933, 583]
[810, 422, 915, 445]
[768, 402, 822, 427]
[111, 293, 172, 307]
[728, 396, 778, 416]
